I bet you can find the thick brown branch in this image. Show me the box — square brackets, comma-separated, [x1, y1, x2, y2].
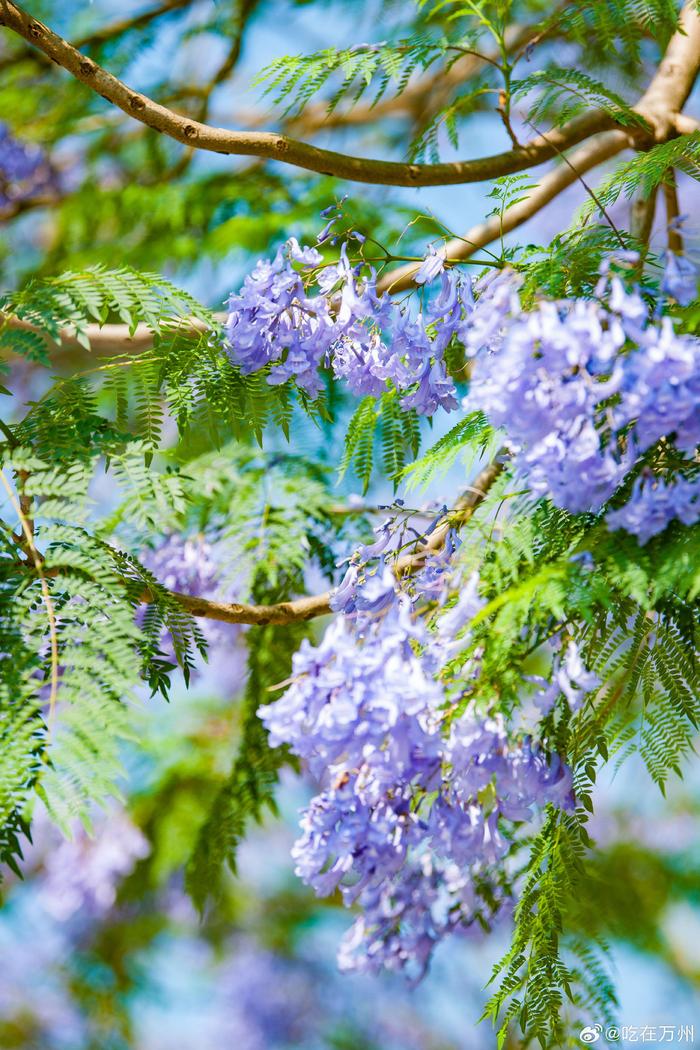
[2, 5, 698, 348]
[1, 313, 215, 359]
[632, 2, 700, 141]
[0, 1, 614, 188]
[171, 589, 333, 627]
[14, 458, 503, 626]
[630, 184, 658, 248]
[146, 458, 505, 626]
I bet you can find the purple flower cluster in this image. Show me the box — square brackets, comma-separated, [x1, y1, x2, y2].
[464, 259, 700, 540]
[36, 806, 150, 922]
[662, 250, 697, 306]
[530, 640, 600, 714]
[607, 472, 700, 544]
[260, 532, 576, 979]
[226, 234, 699, 545]
[138, 533, 242, 656]
[210, 931, 478, 1050]
[612, 312, 700, 457]
[0, 122, 56, 211]
[227, 234, 696, 546]
[141, 533, 220, 596]
[224, 238, 474, 413]
[216, 939, 319, 1050]
[224, 238, 333, 397]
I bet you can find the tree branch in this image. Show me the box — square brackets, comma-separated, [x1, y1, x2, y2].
[632, 1, 700, 140]
[0, 312, 216, 359]
[149, 457, 505, 627]
[0, 1, 615, 188]
[3, 4, 698, 345]
[630, 184, 658, 248]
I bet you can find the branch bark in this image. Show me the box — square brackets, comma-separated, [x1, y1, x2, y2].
[0, 1, 615, 188]
[632, 1, 700, 140]
[1, 312, 216, 359]
[3, 1, 696, 189]
[630, 184, 658, 247]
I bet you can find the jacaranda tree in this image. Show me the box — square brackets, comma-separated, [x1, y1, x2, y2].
[1, 0, 699, 1045]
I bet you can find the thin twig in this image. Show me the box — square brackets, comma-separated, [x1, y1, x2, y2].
[0, 466, 59, 720]
[497, 88, 521, 148]
[16, 467, 32, 539]
[524, 118, 627, 249]
[0, 417, 18, 445]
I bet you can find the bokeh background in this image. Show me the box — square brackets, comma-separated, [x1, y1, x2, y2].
[1, 1, 699, 1046]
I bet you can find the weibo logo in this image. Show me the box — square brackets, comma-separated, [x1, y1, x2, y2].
[579, 1025, 603, 1043]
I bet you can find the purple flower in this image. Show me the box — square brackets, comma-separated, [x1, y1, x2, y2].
[662, 251, 697, 306]
[458, 269, 521, 355]
[464, 264, 700, 537]
[329, 562, 361, 614]
[215, 938, 320, 1049]
[287, 236, 322, 267]
[354, 564, 398, 615]
[224, 239, 335, 396]
[140, 533, 219, 596]
[316, 217, 337, 243]
[224, 244, 700, 548]
[36, 806, 150, 922]
[259, 608, 444, 787]
[400, 358, 458, 416]
[532, 640, 599, 714]
[223, 239, 476, 415]
[607, 473, 700, 544]
[0, 122, 57, 210]
[615, 317, 700, 454]
[414, 245, 447, 286]
[464, 295, 630, 514]
[138, 533, 243, 657]
[558, 641, 599, 708]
